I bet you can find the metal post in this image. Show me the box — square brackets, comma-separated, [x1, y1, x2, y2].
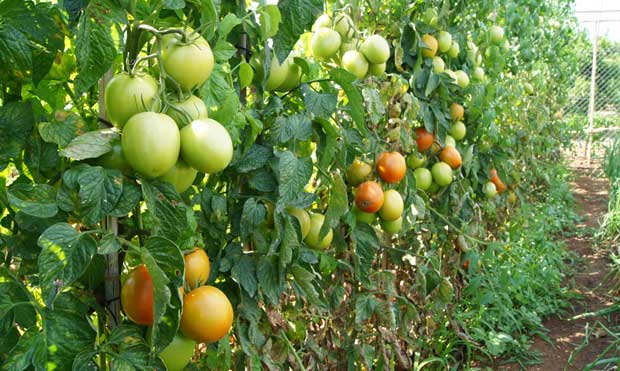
[586, 20, 599, 164]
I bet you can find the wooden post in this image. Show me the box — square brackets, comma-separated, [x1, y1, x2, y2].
[586, 20, 599, 164]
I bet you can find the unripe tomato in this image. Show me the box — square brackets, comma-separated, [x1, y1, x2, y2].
[472, 67, 485, 81]
[312, 14, 332, 31]
[413, 168, 432, 190]
[265, 55, 288, 91]
[455, 70, 469, 88]
[450, 122, 467, 141]
[158, 160, 198, 193]
[361, 35, 390, 64]
[508, 191, 517, 204]
[353, 206, 376, 224]
[448, 41, 460, 58]
[407, 152, 427, 169]
[184, 248, 210, 289]
[379, 189, 404, 221]
[180, 285, 233, 343]
[122, 112, 180, 178]
[381, 216, 402, 234]
[445, 135, 457, 147]
[524, 82, 534, 95]
[304, 213, 333, 249]
[311, 27, 341, 60]
[346, 159, 373, 186]
[180, 118, 233, 174]
[416, 127, 435, 152]
[422, 8, 438, 26]
[105, 72, 159, 128]
[165, 95, 208, 127]
[159, 333, 196, 371]
[334, 13, 355, 39]
[489, 25, 505, 44]
[484, 182, 497, 198]
[376, 152, 406, 184]
[431, 162, 453, 187]
[430, 142, 441, 155]
[287, 207, 311, 239]
[341, 50, 369, 79]
[162, 31, 214, 91]
[437, 31, 452, 53]
[340, 38, 361, 55]
[439, 146, 462, 169]
[420, 34, 438, 58]
[121, 265, 154, 325]
[432, 56, 445, 73]
[275, 58, 302, 92]
[450, 103, 464, 121]
[355, 181, 384, 213]
[95, 139, 131, 172]
[368, 62, 386, 76]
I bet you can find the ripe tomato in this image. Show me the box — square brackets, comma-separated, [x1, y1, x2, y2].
[304, 213, 333, 249]
[122, 112, 180, 178]
[379, 189, 404, 221]
[483, 181, 497, 198]
[368, 62, 386, 76]
[489, 168, 507, 193]
[421, 34, 438, 58]
[455, 70, 470, 88]
[158, 160, 198, 194]
[265, 55, 288, 91]
[121, 265, 154, 325]
[463, 259, 470, 270]
[432, 56, 445, 73]
[450, 122, 467, 141]
[448, 41, 460, 58]
[180, 118, 233, 174]
[376, 152, 406, 184]
[437, 31, 452, 53]
[450, 103, 464, 121]
[353, 206, 376, 224]
[381, 216, 402, 234]
[341, 50, 369, 80]
[311, 28, 341, 60]
[355, 181, 384, 213]
[346, 159, 372, 186]
[489, 25, 505, 44]
[334, 13, 355, 39]
[165, 95, 208, 127]
[416, 128, 435, 152]
[95, 139, 131, 173]
[159, 333, 196, 371]
[162, 30, 214, 91]
[180, 285, 233, 343]
[361, 34, 390, 64]
[413, 168, 432, 190]
[287, 207, 311, 239]
[431, 162, 453, 187]
[439, 146, 462, 169]
[105, 72, 159, 128]
[184, 248, 210, 289]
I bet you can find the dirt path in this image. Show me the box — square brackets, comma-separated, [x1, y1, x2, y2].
[500, 159, 619, 371]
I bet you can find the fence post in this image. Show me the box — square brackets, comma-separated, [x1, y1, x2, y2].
[586, 20, 599, 164]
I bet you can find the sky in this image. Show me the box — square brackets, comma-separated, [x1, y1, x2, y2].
[575, 0, 620, 41]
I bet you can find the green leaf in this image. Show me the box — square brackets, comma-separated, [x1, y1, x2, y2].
[272, 0, 322, 62]
[259, 5, 281, 39]
[42, 306, 97, 370]
[0, 101, 35, 169]
[213, 39, 238, 62]
[330, 68, 366, 135]
[257, 255, 282, 305]
[60, 129, 119, 160]
[270, 113, 313, 144]
[24, 137, 61, 178]
[275, 151, 313, 209]
[108, 179, 141, 218]
[38, 113, 85, 147]
[7, 183, 58, 218]
[355, 294, 378, 325]
[290, 264, 323, 307]
[0, 24, 32, 72]
[302, 85, 337, 119]
[352, 224, 379, 287]
[232, 254, 257, 297]
[4, 330, 46, 371]
[37, 223, 97, 306]
[0, 267, 36, 328]
[98, 232, 120, 254]
[240, 198, 267, 241]
[164, 0, 185, 9]
[77, 166, 124, 224]
[219, 13, 242, 39]
[233, 144, 273, 173]
[319, 172, 348, 240]
[199, 64, 240, 126]
[362, 88, 386, 125]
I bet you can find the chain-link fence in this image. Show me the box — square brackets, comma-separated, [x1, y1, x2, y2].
[565, 9, 620, 162]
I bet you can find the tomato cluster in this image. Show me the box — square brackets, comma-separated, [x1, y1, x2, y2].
[102, 28, 233, 193]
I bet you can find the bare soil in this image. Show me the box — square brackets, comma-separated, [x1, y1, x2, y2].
[498, 158, 619, 371]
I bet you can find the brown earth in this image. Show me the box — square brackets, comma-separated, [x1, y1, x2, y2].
[498, 158, 619, 371]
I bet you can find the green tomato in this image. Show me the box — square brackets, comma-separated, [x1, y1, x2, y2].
[165, 95, 208, 127]
[105, 72, 159, 129]
[311, 27, 342, 60]
[287, 207, 311, 239]
[489, 25, 505, 44]
[379, 189, 404, 221]
[304, 213, 333, 249]
[353, 206, 376, 224]
[312, 14, 332, 31]
[159, 333, 196, 371]
[275, 58, 302, 92]
[450, 122, 467, 141]
[472, 67, 485, 81]
[95, 139, 131, 173]
[340, 38, 361, 55]
[437, 31, 452, 53]
[381, 216, 402, 234]
[431, 162, 453, 187]
[368, 62, 386, 76]
[448, 41, 460, 58]
[422, 8, 438, 26]
[432, 56, 445, 73]
[121, 112, 180, 178]
[407, 152, 427, 169]
[361, 35, 390, 64]
[265, 55, 288, 91]
[180, 118, 233, 174]
[455, 70, 469, 88]
[162, 30, 214, 91]
[524, 82, 534, 95]
[483, 181, 498, 198]
[445, 135, 456, 147]
[158, 159, 198, 193]
[413, 168, 432, 190]
[341, 50, 369, 79]
[334, 13, 355, 39]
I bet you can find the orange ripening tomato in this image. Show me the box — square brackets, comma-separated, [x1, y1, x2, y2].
[415, 128, 435, 152]
[180, 285, 234, 343]
[450, 103, 464, 121]
[355, 181, 384, 213]
[184, 248, 210, 289]
[489, 168, 507, 193]
[121, 265, 154, 325]
[376, 152, 406, 184]
[439, 146, 462, 169]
